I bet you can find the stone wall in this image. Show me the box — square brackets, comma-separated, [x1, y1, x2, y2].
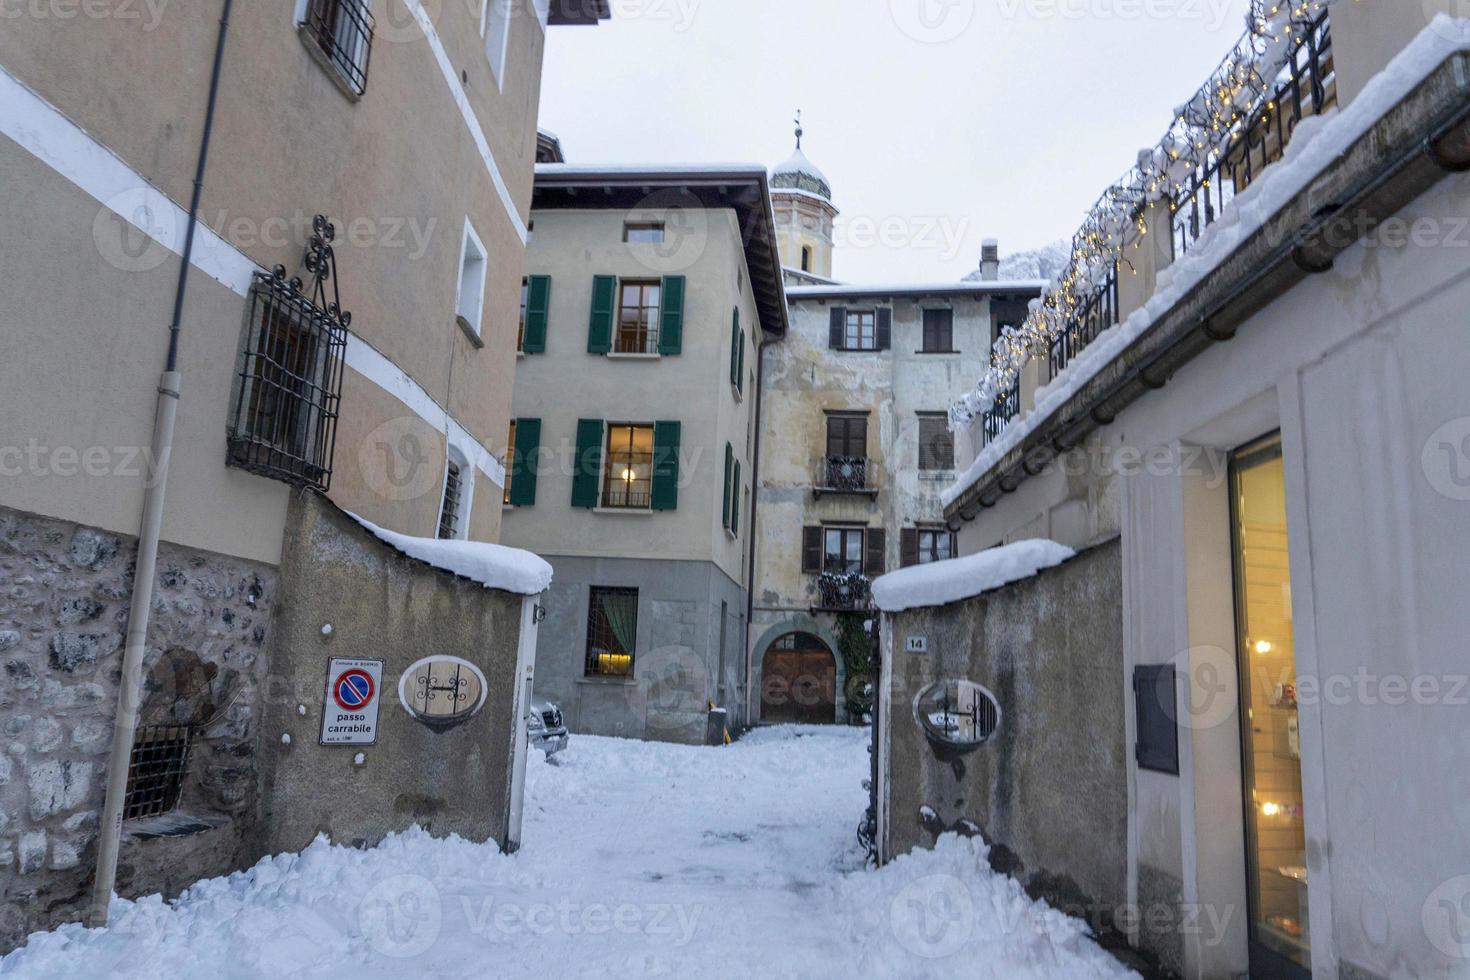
[0, 504, 277, 950]
[256, 492, 533, 855]
[880, 539, 1127, 933]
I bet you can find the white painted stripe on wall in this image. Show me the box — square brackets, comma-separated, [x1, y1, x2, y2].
[0, 62, 506, 489]
[404, 0, 530, 245]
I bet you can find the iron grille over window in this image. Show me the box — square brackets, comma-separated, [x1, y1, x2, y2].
[438, 460, 464, 539]
[123, 725, 192, 820]
[302, 0, 374, 97]
[586, 587, 638, 677]
[227, 216, 348, 492]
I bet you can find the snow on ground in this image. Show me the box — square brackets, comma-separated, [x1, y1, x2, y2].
[1, 727, 1131, 979]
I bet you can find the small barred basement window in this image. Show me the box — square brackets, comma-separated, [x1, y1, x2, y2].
[302, 0, 375, 97]
[227, 216, 349, 492]
[437, 456, 465, 540]
[123, 725, 193, 820]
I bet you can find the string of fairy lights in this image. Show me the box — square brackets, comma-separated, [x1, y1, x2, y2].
[949, 0, 1343, 433]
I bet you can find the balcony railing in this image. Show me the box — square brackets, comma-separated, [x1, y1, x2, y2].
[1172, 8, 1335, 258]
[815, 455, 876, 496]
[1048, 265, 1120, 380]
[982, 381, 1021, 447]
[816, 572, 871, 611]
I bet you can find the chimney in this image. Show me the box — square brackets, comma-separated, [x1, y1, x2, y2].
[980, 239, 1000, 281]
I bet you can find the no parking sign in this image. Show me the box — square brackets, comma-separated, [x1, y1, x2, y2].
[320, 657, 384, 745]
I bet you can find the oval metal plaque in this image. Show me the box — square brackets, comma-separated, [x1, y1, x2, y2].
[398, 656, 488, 728]
[913, 679, 1002, 756]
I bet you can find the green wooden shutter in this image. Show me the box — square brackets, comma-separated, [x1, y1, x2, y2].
[729, 310, 740, 387]
[522, 276, 551, 353]
[659, 276, 685, 355]
[651, 421, 681, 510]
[509, 418, 541, 507]
[571, 419, 604, 508]
[731, 460, 741, 535]
[588, 276, 616, 353]
[737, 329, 746, 394]
[722, 443, 733, 528]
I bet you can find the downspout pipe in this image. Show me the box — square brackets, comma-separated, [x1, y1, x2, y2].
[91, 0, 234, 927]
[743, 335, 767, 730]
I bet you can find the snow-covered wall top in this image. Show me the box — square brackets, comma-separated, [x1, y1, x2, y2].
[347, 512, 553, 596]
[871, 539, 1076, 613]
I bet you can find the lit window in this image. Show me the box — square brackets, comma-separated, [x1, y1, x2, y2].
[602, 424, 654, 509]
[503, 421, 516, 505]
[586, 587, 638, 677]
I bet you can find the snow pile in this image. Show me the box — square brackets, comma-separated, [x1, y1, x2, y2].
[1, 728, 1131, 979]
[872, 540, 1076, 612]
[347, 511, 552, 595]
[945, 15, 1470, 509]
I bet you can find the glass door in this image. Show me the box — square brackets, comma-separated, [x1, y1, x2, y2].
[1230, 434, 1311, 978]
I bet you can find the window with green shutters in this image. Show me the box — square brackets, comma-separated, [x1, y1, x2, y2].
[650, 421, 681, 510]
[508, 417, 540, 506]
[722, 443, 733, 528]
[587, 276, 616, 353]
[571, 419, 604, 507]
[658, 276, 685, 355]
[521, 276, 550, 353]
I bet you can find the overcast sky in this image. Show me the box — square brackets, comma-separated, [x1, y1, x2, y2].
[538, 0, 1253, 283]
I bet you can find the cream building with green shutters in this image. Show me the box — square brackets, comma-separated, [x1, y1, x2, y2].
[501, 164, 788, 743]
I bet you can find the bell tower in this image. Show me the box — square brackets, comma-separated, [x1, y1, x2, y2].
[770, 112, 839, 281]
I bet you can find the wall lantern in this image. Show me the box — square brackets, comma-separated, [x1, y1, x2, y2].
[398, 656, 488, 729]
[913, 678, 1002, 758]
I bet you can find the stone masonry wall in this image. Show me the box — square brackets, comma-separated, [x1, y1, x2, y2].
[0, 504, 276, 950]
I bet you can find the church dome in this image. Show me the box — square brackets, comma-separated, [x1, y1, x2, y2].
[771, 145, 831, 200]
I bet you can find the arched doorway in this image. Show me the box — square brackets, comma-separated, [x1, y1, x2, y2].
[759, 631, 838, 724]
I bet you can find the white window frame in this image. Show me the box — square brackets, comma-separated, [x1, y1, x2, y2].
[456, 219, 488, 338]
[438, 443, 476, 541]
[484, 0, 513, 89]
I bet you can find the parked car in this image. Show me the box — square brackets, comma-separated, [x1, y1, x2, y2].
[527, 697, 568, 756]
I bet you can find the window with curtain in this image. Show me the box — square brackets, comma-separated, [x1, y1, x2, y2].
[824, 527, 865, 575]
[844, 310, 877, 351]
[585, 587, 639, 677]
[917, 528, 954, 564]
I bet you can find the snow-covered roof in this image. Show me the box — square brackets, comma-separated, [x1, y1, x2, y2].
[871, 540, 1075, 613]
[347, 512, 553, 596]
[535, 162, 768, 178]
[770, 146, 832, 200]
[787, 280, 1046, 301]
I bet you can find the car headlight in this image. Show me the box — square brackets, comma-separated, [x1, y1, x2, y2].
[527, 712, 544, 731]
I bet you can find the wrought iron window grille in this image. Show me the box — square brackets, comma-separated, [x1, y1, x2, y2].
[438, 460, 464, 539]
[585, 586, 639, 677]
[227, 215, 349, 492]
[123, 725, 193, 821]
[820, 455, 869, 492]
[302, 0, 374, 97]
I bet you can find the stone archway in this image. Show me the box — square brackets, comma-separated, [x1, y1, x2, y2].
[752, 617, 846, 725]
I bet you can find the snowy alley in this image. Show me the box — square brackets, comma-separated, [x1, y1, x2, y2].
[0, 727, 1131, 979]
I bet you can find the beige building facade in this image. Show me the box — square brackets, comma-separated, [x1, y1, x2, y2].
[502, 165, 788, 743]
[0, 0, 603, 947]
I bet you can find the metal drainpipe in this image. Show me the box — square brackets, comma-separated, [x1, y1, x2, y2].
[743, 335, 767, 729]
[90, 0, 234, 927]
